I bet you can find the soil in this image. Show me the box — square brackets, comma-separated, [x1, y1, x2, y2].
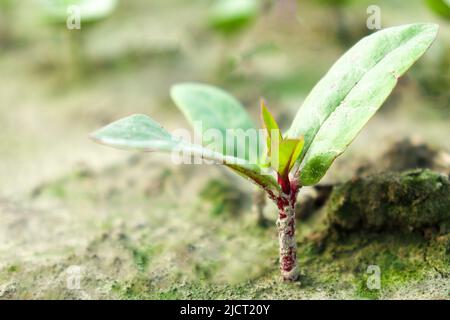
[0, 0, 449, 299]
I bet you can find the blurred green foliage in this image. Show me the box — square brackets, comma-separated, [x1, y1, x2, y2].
[425, 0, 450, 19]
[41, 0, 118, 25]
[209, 0, 260, 34]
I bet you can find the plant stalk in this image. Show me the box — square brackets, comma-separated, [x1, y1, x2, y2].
[275, 179, 300, 281]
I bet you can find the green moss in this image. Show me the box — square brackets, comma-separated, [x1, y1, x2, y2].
[199, 179, 250, 216]
[354, 248, 428, 299]
[119, 276, 153, 300]
[425, 234, 450, 275]
[129, 246, 155, 272]
[194, 260, 220, 281]
[41, 180, 67, 198]
[297, 230, 440, 300]
[325, 169, 450, 232]
[31, 166, 93, 200]
[7, 264, 20, 273]
[6, 165, 448, 299]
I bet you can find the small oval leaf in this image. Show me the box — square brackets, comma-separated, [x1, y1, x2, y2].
[171, 82, 261, 161]
[91, 114, 279, 193]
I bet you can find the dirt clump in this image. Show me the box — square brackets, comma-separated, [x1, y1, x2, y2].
[324, 169, 450, 234]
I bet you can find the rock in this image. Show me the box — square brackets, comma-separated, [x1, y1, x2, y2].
[325, 169, 450, 233]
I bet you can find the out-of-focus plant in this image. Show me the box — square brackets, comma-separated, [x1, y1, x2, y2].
[42, 0, 117, 24]
[0, 0, 14, 47]
[207, 0, 265, 75]
[315, 0, 368, 47]
[208, 0, 260, 35]
[425, 0, 450, 19]
[420, 0, 449, 107]
[91, 24, 438, 281]
[40, 0, 118, 76]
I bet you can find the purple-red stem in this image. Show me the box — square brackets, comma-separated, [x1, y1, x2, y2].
[275, 175, 300, 281]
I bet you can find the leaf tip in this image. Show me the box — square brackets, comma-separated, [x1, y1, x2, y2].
[259, 97, 267, 111]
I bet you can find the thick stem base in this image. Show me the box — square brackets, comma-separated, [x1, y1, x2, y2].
[276, 191, 299, 281]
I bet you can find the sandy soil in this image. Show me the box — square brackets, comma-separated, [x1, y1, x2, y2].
[0, 0, 449, 299]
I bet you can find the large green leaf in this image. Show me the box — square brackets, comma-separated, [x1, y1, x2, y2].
[171, 83, 261, 162]
[91, 114, 279, 193]
[287, 23, 439, 185]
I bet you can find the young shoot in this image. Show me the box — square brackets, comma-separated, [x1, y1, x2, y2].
[41, 0, 118, 76]
[91, 23, 438, 282]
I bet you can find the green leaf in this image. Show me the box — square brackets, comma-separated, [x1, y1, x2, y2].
[171, 82, 261, 161]
[209, 0, 259, 34]
[261, 99, 282, 153]
[276, 139, 300, 178]
[91, 114, 178, 152]
[271, 139, 304, 179]
[91, 114, 279, 194]
[91, 114, 237, 162]
[287, 23, 439, 185]
[259, 101, 304, 177]
[289, 137, 305, 171]
[425, 0, 450, 19]
[226, 164, 280, 194]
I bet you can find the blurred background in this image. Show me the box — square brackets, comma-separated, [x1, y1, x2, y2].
[0, 0, 448, 299]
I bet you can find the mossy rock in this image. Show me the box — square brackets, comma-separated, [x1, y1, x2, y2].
[425, 234, 450, 276]
[325, 169, 450, 233]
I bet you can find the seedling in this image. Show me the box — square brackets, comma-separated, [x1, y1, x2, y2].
[208, 0, 259, 34]
[208, 0, 262, 75]
[91, 24, 438, 281]
[42, 0, 117, 24]
[41, 0, 118, 76]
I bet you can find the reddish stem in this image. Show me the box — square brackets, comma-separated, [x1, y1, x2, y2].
[275, 177, 300, 281]
[277, 173, 291, 194]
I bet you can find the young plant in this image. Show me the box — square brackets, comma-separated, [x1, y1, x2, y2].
[208, 0, 262, 76]
[208, 0, 260, 34]
[42, 0, 118, 24]
[91, 24, 438, 281]
[41, 0, 118, 76]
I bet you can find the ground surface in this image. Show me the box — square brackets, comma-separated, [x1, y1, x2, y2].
[0, 0, 449, 299]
